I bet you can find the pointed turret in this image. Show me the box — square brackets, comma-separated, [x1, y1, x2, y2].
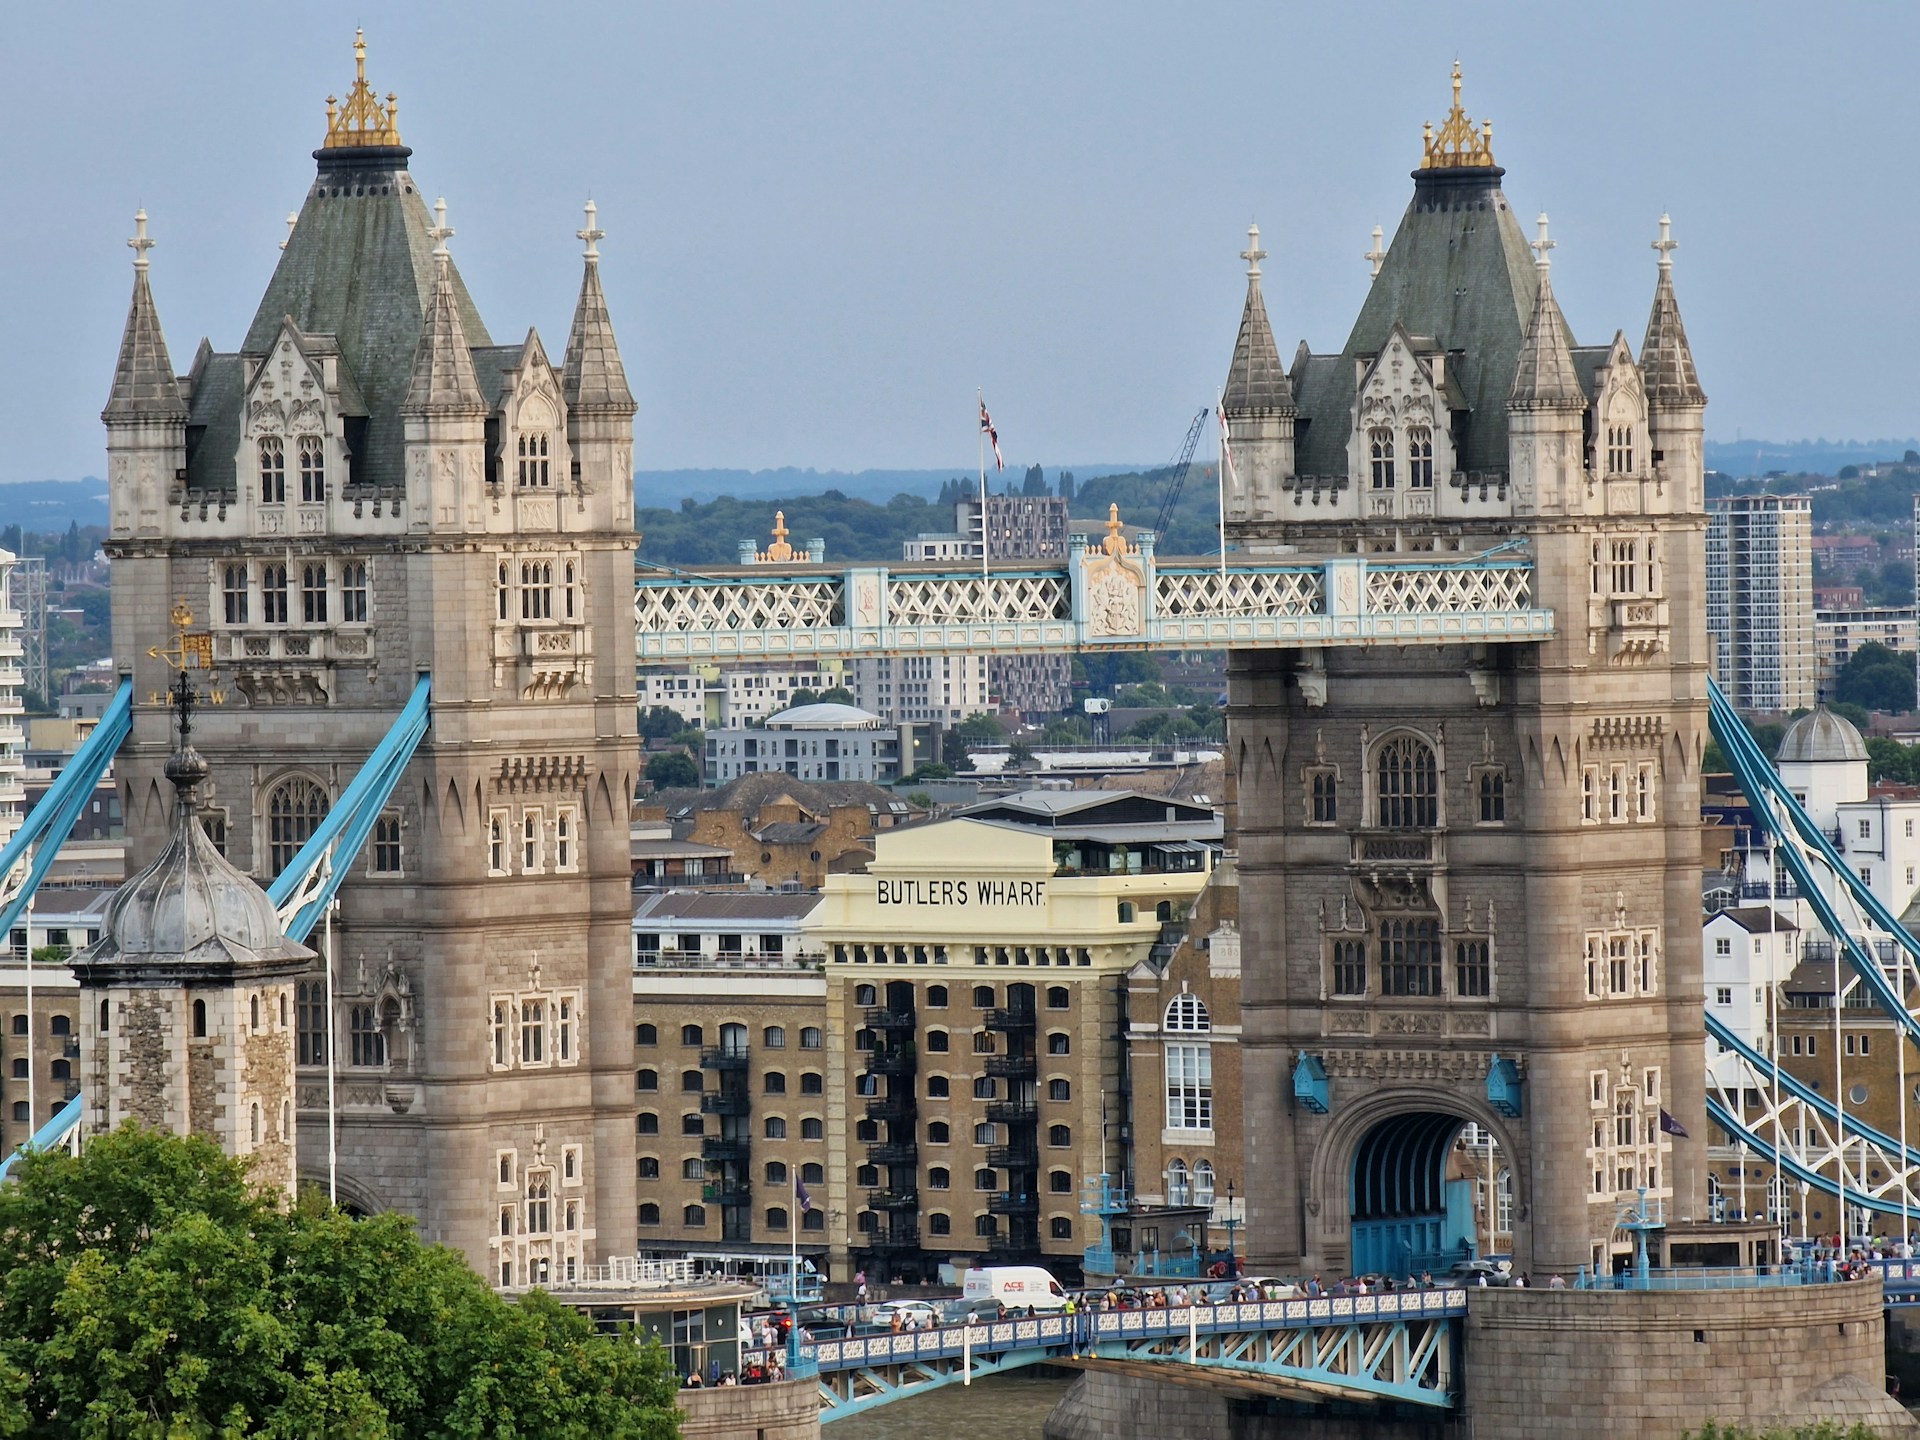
[562, 201, 636, 417]
[1220, 225, 1295, 521]
[1222, 224, 1292, 415]
[1508, 214, 1582, 409]
[1640, 214, 1705, 408]
[103, 211, 188, 423]
[401, 198, 485, 416]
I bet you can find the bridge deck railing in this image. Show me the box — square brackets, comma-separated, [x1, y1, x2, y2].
[800, 1287, 1466, 1374]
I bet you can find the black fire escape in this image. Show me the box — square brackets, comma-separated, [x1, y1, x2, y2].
[983, 985, 1040, 1262]
[860, 986, 921, 1274]
[700, 1037, 752, 1243]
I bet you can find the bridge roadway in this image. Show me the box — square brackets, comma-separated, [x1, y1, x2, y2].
[633, 538, 1551, 662]
[796, 1288, 1464, 1421]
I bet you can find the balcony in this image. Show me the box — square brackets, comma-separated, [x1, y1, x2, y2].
[860, 1223, 921, 1253]
[987, 1143, 1037, 1170]
[864, 1006, 915, 1032]
[701, 1181, 752, 1208]
[866, 1188, 920, 1212]
[700, 1136, 750, 1164]
[987, 1190, 1040, 1216]
[984, 1007, 1036, 1033]
[865, 1093, 917, 1122]
[867, 1140, 918, 1166]
[984, 1098, 1037, 1125]
[867, 1046, 916, 1076]
[984, 1053, 1036, 1079]
[699, 1045, 750, 1072]
[700, 1092, 750, 1117]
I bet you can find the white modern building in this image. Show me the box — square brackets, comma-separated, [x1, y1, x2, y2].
[703, 702, 920, 785]
[1707, 494, 1816, 714]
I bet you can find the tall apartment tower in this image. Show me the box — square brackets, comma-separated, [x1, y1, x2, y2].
[1706, 495, 1816, 713]
[98, 35, 640, 1282]
[1224, 71, 1711, 1277]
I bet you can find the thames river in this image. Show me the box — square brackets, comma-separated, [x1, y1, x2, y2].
[827, 1370, 1072, 1439]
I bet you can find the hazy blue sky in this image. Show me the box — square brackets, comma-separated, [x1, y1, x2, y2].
[4, 2, 1914, 483]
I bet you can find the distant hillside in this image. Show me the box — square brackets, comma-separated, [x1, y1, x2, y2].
[1704, 438, 1920, 480]
[634, 464, 1143, 507]
[637, 491, 954, 566]
[0, 480, 108, 533]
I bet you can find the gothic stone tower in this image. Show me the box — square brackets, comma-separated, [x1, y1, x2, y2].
[100, 34, 640, 1282]
[71, 702, 310, 1199]
[1224, 69, 1709, 1277]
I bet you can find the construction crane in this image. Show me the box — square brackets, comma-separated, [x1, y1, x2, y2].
[1154, 407, 1212, 540]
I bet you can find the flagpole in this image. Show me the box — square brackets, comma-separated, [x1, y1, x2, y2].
[1215, 393, 1230, 593]
[977, 390, 989, 581]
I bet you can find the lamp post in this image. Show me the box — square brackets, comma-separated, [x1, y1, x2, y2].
[1224, 1179, 1240, 1272]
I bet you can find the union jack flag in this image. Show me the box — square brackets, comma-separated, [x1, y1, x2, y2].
[979, 398, 1004, 472]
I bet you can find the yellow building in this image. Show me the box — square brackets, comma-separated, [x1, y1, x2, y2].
[810, 792, 1219, 1280]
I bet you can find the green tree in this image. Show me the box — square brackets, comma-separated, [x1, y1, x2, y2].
[1833, 641, 1915, 714]
[942, 731, 973, 772]
[0, 1125, 680, 1438]
[645, 750, 700, 790]
[1685, 1424, 1880, 1440]
[1021, 463, 1047, 496]
[1866, 735, 1920, 784]
[786, 688, 820, 709]
[638, 704, 691, 740]
[818, 684, 856, 705]
[1057, 470, 1074, 502]
[1006, 741, 1036, 768]
[955, 712, 1006, 743]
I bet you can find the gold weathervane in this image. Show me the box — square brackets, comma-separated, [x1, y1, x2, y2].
[759, 511, 798, 563]
[146, 600, 225, 709]
[322, 28, 403, 150]
[1420, 61, 1496, 171]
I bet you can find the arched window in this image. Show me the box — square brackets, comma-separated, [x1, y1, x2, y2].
[636, 1112, 658, 1135]
[1048, 1124, 1072, 1148]
[192, 998, 207, 1038]
[554, 810, 573, 870]
[765, 1161, 788, 1184]
[766, 1207, 789, 1231]
[563, 560, 577, 620]
[1050, 1169, 1073, 1194]
[925, 1030, 949, 1053]
[1311, 770, 1337, 823]
[1332, 938, 1368, 996]
[301, 564, 328, 624]
[681, 1024, 703, 1047]
[801, 1117, 824, 1139]
[497, 562, 510, 621]
[1606, 425, 1635, 475]
[350, 1005, 384, 1067]
[520, 560, 553, 620]
[927, 1121, 950, 1145]
[929, 1213, 952, 1236]
[261, 564, 289, 625]
[1368, 428, 1395, 489]
[526, 1173, 551, 1234]
[1046, 986, 1069, 1009]
[972, 985, 995, 1009]
[975, 1214, 998, 1238]
[1194, 1160, 1216, 1206]
[799, 1027, 823, 1049]
[267, 777, 328, 877]
[1379, 917, 1443, 996]
[249, 994, 261, 1031]
[1407, 427, 1434, 489]
[635, 1068, 658, 1092]
[250, 1103, 261, 1144]
[1375, 735, 1438, 828]
[1164, 992, 1210, 1032]
[488, 814, 506, 874]
[1167, 1159, 1191, 1205]
[259, 436, 286, 503]
[926, 985, 949, 1008]
[683, 1204, 706, 1227]
[298, 436, 326, 503]
[639, 1203, 661, 1226]
[1047, 1032, 1070, 1056]
[1048, 1078, 1071, 1101]
[803, 1208, 826, 1231]
[764, 1025, 786, 1048]
[341, 561, 368, 622]
[855, 984, 877, 1006]
[636, 1023, 657, 1046]
[296, 982, 326, 1065]
[517, 431, 551, 488]
[222, 564, 249, 624]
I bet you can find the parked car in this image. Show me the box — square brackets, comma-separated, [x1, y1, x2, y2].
[869, 1300, 942, 1330]
[1443, 1259, 1512, 1287]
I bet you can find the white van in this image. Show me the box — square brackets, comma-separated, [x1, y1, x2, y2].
[960, 1266, 1069, 1314]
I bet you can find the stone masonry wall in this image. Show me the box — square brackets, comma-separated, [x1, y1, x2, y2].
[677, 1377, 820, 1440]
[1460, 1282, 1891, 1439]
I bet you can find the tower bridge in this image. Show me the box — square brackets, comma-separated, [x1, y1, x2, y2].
[11, 37, 1911, 1439]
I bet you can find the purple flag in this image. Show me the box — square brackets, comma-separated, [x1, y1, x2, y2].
[1660, 1109, 1690, 1139]
[796, 1175, 813, 1212]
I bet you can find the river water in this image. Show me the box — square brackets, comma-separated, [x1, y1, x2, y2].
[827, 1370, 1072, 1439]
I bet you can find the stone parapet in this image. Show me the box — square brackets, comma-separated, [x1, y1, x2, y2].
[677, 1378, 819, 1440]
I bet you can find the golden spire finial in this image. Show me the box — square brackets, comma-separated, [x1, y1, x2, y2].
[760, 511, 796, 562]
[323, 29, 403, 149]
[1420, 61, 1497, 170]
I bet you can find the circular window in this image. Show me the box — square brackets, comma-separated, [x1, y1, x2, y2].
[1848, 1084, 1869, 1105]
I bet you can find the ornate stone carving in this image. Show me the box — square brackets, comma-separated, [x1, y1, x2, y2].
[1377, 1012, 1443, 1036]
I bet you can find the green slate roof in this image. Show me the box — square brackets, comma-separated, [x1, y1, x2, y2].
[1291, 169, 1542, 478]
[184, 154, 492, 491]
[103, 268, 188, 423]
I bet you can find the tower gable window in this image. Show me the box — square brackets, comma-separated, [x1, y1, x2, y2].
[222, 565, 249, 625]
[1308, 767, 1338, 825]
[298, 435, 326, 503]
[1407, 427, 1434, 489]
[341, 562, 368, 622]
[1375, 735, 1438, 828]
[1379, 917, 1442, 996]
[1368, 428, 1396, 489]
[1331, 937, 1368, 996]
[1606, 425, 1635, 475]
[261, 565, 289, 626]
[259, 437, 285, 503]
[520, 560, 554, 621]
[1477, 767, 1507, 823]
[517, 432, 551, 488]
[301, 564, 328, 624]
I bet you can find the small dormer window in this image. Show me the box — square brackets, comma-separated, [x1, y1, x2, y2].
[259, 437, 286, 504]
[1606, 425, 1635, 474]
[1369, 428, 1396, 489]
[298, 436, 327, 503]
[517, 432, 551, 488]
[1407, 427, 1434, 489]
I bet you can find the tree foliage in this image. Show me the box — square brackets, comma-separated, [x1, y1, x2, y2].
[645, 750, 700, 791]
[1685, 1424, 1881, 1440]
[638, 705, 692, 741]
[0, 1125, 681, 1438]
[954, 712, 1006, 743]
[1833, 641, 1916, 715]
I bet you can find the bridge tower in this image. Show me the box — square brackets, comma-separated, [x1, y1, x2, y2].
[1226, 68, 1710, 1277]
[99, 33, 640, 1281]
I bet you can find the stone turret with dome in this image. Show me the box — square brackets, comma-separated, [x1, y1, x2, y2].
[1774, 706, 1870, 830]
[71, 659, 309, 1197]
